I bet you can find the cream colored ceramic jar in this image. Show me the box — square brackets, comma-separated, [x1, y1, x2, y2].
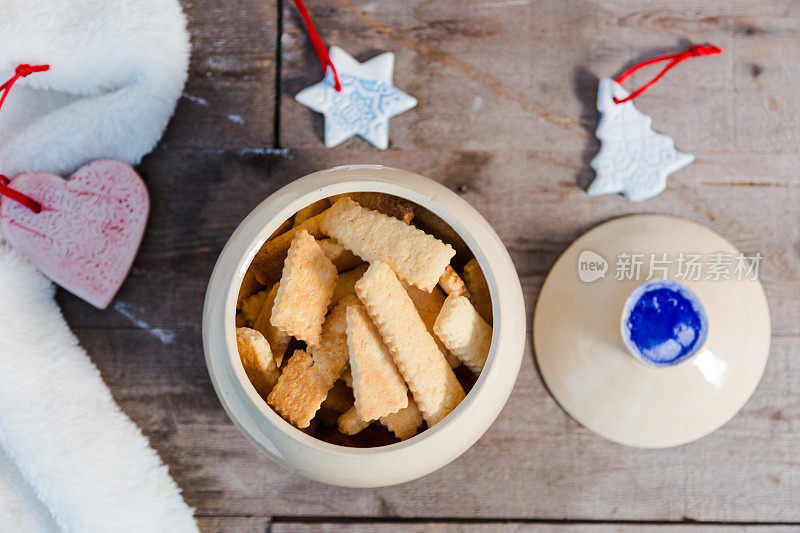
[203, 165, 525, 487]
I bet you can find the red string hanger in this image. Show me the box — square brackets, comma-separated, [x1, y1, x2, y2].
[290, 0, 342, 92]
[613, 44, 722, 104]
[0, 63, 50, 213]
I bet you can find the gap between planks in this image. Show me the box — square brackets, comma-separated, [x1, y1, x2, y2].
[195, 514, 800, 529]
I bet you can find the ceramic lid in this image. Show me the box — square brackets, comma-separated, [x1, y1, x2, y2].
[533, 215, 770, 448]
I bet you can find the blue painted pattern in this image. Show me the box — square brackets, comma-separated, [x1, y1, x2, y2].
[295, 48, 417, 150]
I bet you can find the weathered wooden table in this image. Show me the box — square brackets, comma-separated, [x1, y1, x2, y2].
[59, 1, 800, 531]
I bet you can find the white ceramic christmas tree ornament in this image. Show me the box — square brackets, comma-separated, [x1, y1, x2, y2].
[587, 44, 722, 202]
[588, 77, 694, 202]
[295, 46, 417, 150]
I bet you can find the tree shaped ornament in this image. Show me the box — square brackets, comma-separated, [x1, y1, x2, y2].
[588, 78, 694, 202]
[588, 45, 721, 202]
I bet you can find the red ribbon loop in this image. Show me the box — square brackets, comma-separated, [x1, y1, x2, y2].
[0, 63, 49, 108]
[613, 44, 722, 104]
[14, 64, 49, 78]
[290, 0, 342, 91]
[0, 175, 40, 213]
[0, 63, 49, 213]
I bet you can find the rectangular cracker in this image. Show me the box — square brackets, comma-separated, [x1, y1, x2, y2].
[253, 282, 291, 367]
[463, 258, 492, 324]
[267, 350, 329, 428]
[321, 379, 354, 413]
[318, 238, 364, 272]
[329, 264, 369, 311]
[410, 205, 470, 259]
[321, 198, 455, 292]
[402, 282, 461, 369]
[438, 265, 470, 299]
[310, 294, 359, 386]
[315, 407, 341, 427]
[380, 395, 424, 441]
[293, 198, 331, 227]
[336, 382, 422, 440]
[270, 217, 294, 240]
[346, 305, 409, 421]
[237, 268, 264, 309]
[433, 294, 492, 375]
[271, 229, 338, 346]
[252, 211, 328, 286]
[338, 405, 371, 435]
[240, 290, 267, 326]
[328, 192, 415, 223]
[236, 327, 280, 399]
[355, 262, 465, 426]
[341, 367, 353, 388]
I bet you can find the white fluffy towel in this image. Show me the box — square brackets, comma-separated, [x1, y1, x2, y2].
[0, 0, 197, 531]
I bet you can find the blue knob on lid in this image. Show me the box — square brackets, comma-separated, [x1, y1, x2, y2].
[621, 280, 709, 367]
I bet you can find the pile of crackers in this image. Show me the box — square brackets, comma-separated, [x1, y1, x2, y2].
[235, 193, 493, 446]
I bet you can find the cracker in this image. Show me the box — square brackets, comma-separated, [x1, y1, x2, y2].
[336, 388, 423, 440]
[236, 327, 280, 399]
[321, 379, 354, 413]
[267, 350, 328, 428]
[434, 294, 492, 375]
[293, 198, 331, 227]
[271, 230, 338, 346]
[267, 296, 354, 429]
[329, 264, 369, 311]
[321, 198, 455, 292]
[411, 205, 470, 259]
[338, 406, 371, 436]
[253, 282, 291, 367]
[318, 238, 364, 272]
[316, 407, 341, 427]
[252, 211, 328, 286]
[240, 290, 267, 326]
[380, 394, 424, 441]
[336, 378, 421, 439]
[355, 262, 465, 426]
[328, 192, 415, 223]
[402, 282, 461, 368]
[341, 366, 353, 388]
[463, 258, 492, 324]
[346, 305, 409, 421]
[438, 265, 470, 299]
[237, 268, 264, 309]
[300, 419, 320, 437]
[270, 218, 294, 240]
[309, 295, 358, 388]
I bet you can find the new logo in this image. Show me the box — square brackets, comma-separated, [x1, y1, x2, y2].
[578, 250, 608, 283]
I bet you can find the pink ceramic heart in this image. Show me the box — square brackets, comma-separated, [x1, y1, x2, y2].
[0, 159, 149, 308]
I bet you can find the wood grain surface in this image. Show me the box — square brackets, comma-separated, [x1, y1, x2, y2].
[56, 0, 800, 531]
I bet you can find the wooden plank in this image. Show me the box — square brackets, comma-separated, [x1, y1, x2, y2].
[273, 525, 799, 533]
[51, 0, 800, 525]
[160, 0, 277, 149]
[279, 0, 799, 153]
[76, 324, 800, 522]
[197, 517, 267, 533]
[59, 148, 800, 337]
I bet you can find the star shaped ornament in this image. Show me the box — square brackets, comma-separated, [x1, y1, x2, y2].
[295, 46, 417, 150]
[588, 77, 694, 202]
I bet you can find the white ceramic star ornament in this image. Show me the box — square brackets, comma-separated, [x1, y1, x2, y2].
[588, 77, 694, 202]
[295, 46, 417, 150]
